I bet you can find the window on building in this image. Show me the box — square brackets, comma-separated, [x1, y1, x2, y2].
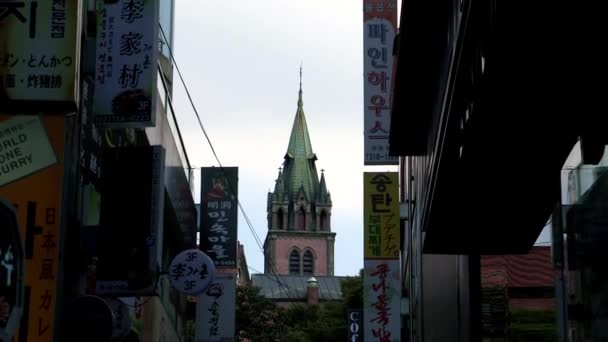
[297, 207, 306, 230]
[320, 211, 328, 231]
[303, 250, 314, 275]
[277, 208, 284, 230]
[289, 250, 300, 275]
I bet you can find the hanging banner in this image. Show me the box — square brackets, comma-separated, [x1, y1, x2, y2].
[363, 0, 398, 165]
[94, 0, 159, 127]
[195, 273, 236, 342]
[364, 259, 401, 342]
[0, 0, 81, 109]
[0, 114, 64, 342]
[364, 172, 400, 259]
[0, 116, 57, 187]
[200, 167, 238, 268]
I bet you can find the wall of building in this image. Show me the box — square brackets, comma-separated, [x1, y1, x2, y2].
[421, 254, 471, 342]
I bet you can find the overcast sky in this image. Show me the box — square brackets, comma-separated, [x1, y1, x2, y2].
[171, 0, 398, 277]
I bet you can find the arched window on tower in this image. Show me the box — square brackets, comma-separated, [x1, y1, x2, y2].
[303, 250, 314, 275]
[320, 211, 328, 231]
[277, 208, 284, 229]
[297, 207, 306, 230]
[289, 249, 301, 275]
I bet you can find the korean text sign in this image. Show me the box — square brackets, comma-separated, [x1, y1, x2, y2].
[364, 172, 399, 259]
[363, 0, 398, 165]
[195, 273, 236, 342]
[200, 167, 238, 268]
[94, 0, 159, 127]
[0, 0, 81, 106]
[364, 259, 401, 342]
[0, 114, 64, 342]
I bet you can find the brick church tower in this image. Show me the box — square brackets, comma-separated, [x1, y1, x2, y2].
[263, 69, 336, 276]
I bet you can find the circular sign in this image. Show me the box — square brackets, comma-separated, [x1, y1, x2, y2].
[0, 198, 24, 342]
[168, 249, 215, 295]
[66, 295, 113, 342]
[104, 297, 132, 341]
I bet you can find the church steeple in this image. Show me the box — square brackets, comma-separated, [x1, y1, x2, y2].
[264, 68, 336, 277]
[284, 65, 318, 201]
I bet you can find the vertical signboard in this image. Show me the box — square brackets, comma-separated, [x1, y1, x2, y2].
[348, 309, 363, 342]
[196, 273, 236, 342]
[0, 1, 81, 108]
[364, 259, 401, 342]
[200, 167, 238, 268]
[94, 0, 159, 127]
[96, 146, 165, 296]
[0, 114, 64, 342]
[363, 0, 398, 165]
[364, 172, 400, 259]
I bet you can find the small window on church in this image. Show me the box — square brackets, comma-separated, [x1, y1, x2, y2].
[289, 250, 300, 275]
[297, 207, 306, 230]
[320, 211, 328, 231]
[277, 208, 284, 230]
[303, 250, 314, 275]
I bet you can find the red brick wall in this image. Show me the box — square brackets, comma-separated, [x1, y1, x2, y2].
[275, 237, 328, 275]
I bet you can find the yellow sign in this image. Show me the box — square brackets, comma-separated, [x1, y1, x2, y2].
[0, 1, 81, 106]
[364, 172, 399, 258]
[0, 114, 64, 341]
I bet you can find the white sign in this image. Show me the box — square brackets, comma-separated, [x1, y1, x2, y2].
[196, 273, 236, 342]
[169, 249, 216, 296]
[364, 259, 401, 342]
[363, 0, 399, 165]
[0, 116, 57, 187]
[94, 0, 159, 127]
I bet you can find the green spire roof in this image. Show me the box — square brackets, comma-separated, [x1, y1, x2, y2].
[282, 67, 320, 200]
[318, 170, 331, 203]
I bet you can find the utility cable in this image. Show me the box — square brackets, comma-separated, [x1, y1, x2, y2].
[159, 24, 294, 300]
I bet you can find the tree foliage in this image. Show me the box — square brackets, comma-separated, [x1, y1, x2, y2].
[235, 285, 286, 341]
[236, 270, 363, 341]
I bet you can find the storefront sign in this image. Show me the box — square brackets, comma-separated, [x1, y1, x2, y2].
[348, 309, 363, 342]
[364, 172, 400, 258]
[200, 167, 238, 268]
[363, 0, 398, 165]
[364, 259, 401, 342]
[196, 273, 236, 342]
[0, 114, 64, 342]
[169, 249, 215, 296]
[94, 0, 159, 127]
[0, 0, 81, 108]
[0, 116, 57, 187]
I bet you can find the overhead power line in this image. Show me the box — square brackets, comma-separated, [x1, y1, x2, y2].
[158, 24, 293, 300]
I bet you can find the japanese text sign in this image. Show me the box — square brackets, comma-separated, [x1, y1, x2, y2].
[364, 172, 400, 259]
[200, 167, 238, 268]
[0, 115, 57, 187]
[364, 0, 398, 165]
[0, 0, 81, 107]
[94, 0, 159, 127]
[0, 114, 64, 342]
[196, 273, 236, 342]
[364, 259, 401, 342]
[169, 249, 216, 296]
